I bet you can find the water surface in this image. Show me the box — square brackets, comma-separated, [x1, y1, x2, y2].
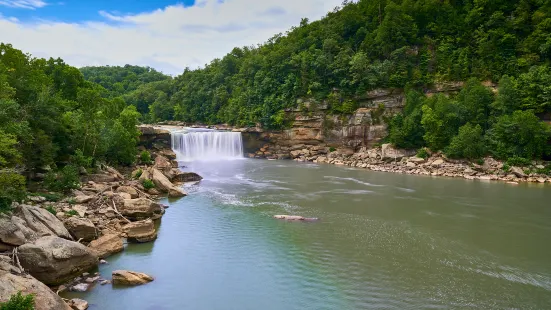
[65, 159, 551, 309]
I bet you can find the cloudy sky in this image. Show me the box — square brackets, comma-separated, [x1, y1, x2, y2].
[0, 0, 344, 75]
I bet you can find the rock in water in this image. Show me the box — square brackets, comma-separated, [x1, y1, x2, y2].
[273, 215, 319, 222]
[123, 220, 157, 243]
[17, 236, 98, 285]
[88, 234, 124, 258]
[112, 270, 154, 286]
[64, 217, 97, 242]
[68, 298, 89, 310]
[0, 257, 72, 310]
[120, 198, 163, 220]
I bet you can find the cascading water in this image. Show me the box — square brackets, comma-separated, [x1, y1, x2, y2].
[171, 128, 244, 161]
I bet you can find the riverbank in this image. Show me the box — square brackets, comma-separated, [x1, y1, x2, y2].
[0, 136, 200, 309]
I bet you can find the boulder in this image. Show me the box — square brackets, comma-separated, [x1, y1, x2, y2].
[71, 205, 88, 217]
[159, 149, 177, 160]
[123, 220, 157, 243]
[431, 159, 445, 167]
[88, 234, 124, 258]
[120, 198, 163, 220]
[116, 186, 138, 199]
[172, 171, 203, 183]
[273, 215, 305, 221]
[408, 156, 426, 163]
[153, 155, 172, 171]
[17, 236, 98, 285]
[381, 144, 416, 160]
[67, 298, 89, 310]
[168, 187, 186, 198]
[150, 168, 188, 198]
[511, 166, 527, 178]
[0, 257, 72, 310]
[74, 195, 93, 204]
[112, 270, 154, 286]
[86, 174, 117, 183]
[0, 215, 28, 246]
[14, 205, 72, 241]
[64, 217, 97, 242]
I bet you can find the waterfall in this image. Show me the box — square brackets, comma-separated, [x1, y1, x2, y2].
[171, 128, 244, 162]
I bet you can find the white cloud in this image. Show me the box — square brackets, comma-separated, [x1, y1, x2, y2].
[0, 0, 345, 75]
[0, 0, 47, 9]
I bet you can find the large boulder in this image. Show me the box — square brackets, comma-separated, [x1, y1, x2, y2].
[17, 236, 98, 285]
[381, 144, 416, 160]
[150, 168, 187, 198]
[0, 215, 28, 247]
[88, 234, 124, 258]
[0, 257, 71, 310]
[86, 173, 117, 183]
[511, 166, 527, 178]
[64, 217, 97, 242]
[153, 155, 172, 171]
[123, 220, 157, 243]
[172, 171, 203, 183]
[119, 198, 163, 220]
[112, 270, 154, 286]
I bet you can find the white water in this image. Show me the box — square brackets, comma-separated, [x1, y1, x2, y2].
[171, 128, 244, 161]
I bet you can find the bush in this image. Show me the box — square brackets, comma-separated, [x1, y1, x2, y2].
[71, 149, 93, 169]
[445, 123, 486, 159]
[44, 165, 81, 193]
[41, 193, 62, 202]
[329, 147, 336, 153]
[140, 151, 152, 164]
[506, 156, 532, 167]
[502, 163, 511, 172]
[416, 148, 429, 159]
[0, 291, 35, 310]
[65, 210, 78, 217]
[133, 169, 143, 179]
[45, 206, 56, 215]
[0, 172, 26, 214]
[142, 179, 155, 190]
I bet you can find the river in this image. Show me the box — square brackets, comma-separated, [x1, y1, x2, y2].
[65, 158, 551, 309]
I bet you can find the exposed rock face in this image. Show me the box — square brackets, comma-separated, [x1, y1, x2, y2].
[17, 236, 98, 285]
[119, 198, 163, 220]
[64, 217, 97, 242]
[123, 220, 157, 243]
[150, 168, 187, 198]
[381, 144, 416, 160]
[112, 270, 154, 286]
[88, 234, 124, 258]
[0, 257, 72, 310]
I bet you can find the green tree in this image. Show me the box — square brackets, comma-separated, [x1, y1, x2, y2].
[445, 123, 486, 159]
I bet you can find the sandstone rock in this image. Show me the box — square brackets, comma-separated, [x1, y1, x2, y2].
[408, 156, 426, 163]
[116, 186, 138, 199]
[511, 166, 527, 178]
[153, 155, 172, 171]
[0, 257, 72, 310]
[431, 159, 445, 167]
[15, 204, 72, 241]
[86, 174, 117, 183]
[74, 195, 93, 204]
[72, 205, 88, 217]
[88, 234, 124, 258]
[381, 144, 415, 160]
[68, 298, 89, 310]
[120, 198, 163, 220]
[168, 187, 186, 198]
[70, 283, 90, 292]
[18, 236, 98, 285]
[0, 215, 28, 246]
[123, 220, 157, 243]
[117, 192, 132, 200]
[64, 217, 96, 242]
[406, 162, 416, 168]
[150, 168, 188, 197]
[112, 270, 154, 286]
[172, 171, 203, 183]
[159, 149, 177, 160]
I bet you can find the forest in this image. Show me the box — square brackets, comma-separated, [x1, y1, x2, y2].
[1, 0, 551, 210]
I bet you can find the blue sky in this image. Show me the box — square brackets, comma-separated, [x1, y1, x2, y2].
[0, 0, 344, 75]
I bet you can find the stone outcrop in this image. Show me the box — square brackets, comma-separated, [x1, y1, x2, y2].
[123, 220, 157, 243]
[0, 257, 72, 310]
[119, 198, 163, 220]
[115, 186, 139, 199]
[112, 270, 154, 286]
[17, 236, 98, 285]
[172, 172, 203, 183]
[381, 143, 416, 160]
[150, 168, 187, 198]
[64, 217, 97, 242]
[88, 234, 124, 258]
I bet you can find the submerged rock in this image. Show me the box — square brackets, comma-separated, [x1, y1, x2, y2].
[18, 236, 98, 285]
[112, 270, 154, 286]
[273, 215, 320, 221]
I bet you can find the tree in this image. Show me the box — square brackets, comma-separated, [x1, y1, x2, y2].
[491, 75, 520, 117]
[445, 123, 485, 159]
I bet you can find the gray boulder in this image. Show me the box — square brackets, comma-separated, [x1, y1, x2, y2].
[64, 217, 97, 242]
[18, 236, 98, 285]
[381, 144, 416, 160]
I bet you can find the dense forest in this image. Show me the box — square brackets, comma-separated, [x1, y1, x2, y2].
[2, 0, 551, 209]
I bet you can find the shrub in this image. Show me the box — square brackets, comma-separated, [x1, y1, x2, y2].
[0, 291, 35, 310]
[44, 165, 81, 193]
[142, 179, 155, 190]
[0, 172, 26, 214]
[45, 206, 56, 215]
[41, 193, 62, 202]
[71, 149, 93, 169]
[445, 123, 486, 159]
[329, 147, 337, 153]
[65, 210, 78, 217]
[140, 151, 152, 164]
[416, 148, 429, 159]
[506, 156, 532, 167]
[133, 169, 143, 179]
[67, 198, 77, 205]
[502, 163, 511, 172]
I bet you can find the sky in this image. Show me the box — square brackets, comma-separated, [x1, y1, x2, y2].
[0, 0, 345, 75]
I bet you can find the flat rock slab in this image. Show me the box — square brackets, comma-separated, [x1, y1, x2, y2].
[112, 270, 154, 286]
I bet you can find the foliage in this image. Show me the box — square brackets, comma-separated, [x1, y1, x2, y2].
[71, 149, 93, 169]
[445, 123, 486, 159]
[506, 156, 532, 167]
[416, 148, 429, 160]
[389, 91, 425, 149]
[133, 169, 143, 179]
[142, 179, 155, 190]
[41, 192, 62, 202]
[486, 110, 551, 160]
[329, 147, 336, 153]
[43, 165, 80, 193]
[0, 172, 26, 213]
[0, 291, 35, 310]
[65, 210, 78, 217]
[44, 205, 56, 215]
[140, 151, 152, 164]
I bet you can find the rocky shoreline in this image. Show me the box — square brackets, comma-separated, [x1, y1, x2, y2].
[0, 129, 201, 309]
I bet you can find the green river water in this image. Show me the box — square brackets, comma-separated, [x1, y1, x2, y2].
[64, 159, 551, 309]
